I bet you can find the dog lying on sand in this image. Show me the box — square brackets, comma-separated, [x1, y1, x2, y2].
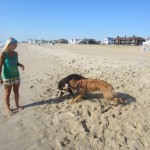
[69, 79, 123, 105]
[58, 74, 86, 97]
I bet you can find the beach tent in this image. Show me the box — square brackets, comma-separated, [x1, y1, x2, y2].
[142, 37, 150, 51]
[102, 37, 113, 45]
[69, 39, 81, 44]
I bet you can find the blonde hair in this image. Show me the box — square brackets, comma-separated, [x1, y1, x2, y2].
[3, 38, 18, 51]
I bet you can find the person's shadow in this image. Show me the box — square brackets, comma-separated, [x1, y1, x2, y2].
[23, 92, 136, 109]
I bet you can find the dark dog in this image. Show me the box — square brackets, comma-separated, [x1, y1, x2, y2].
[58, 74, 86, 97]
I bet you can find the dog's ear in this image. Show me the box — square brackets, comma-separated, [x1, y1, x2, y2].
[69, 79, 77, 88]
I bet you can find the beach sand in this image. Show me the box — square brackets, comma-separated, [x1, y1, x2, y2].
[0, 43, 150, 150]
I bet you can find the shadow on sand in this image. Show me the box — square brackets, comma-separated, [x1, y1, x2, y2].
[23, 94, 71, 109]
[23, 92, 136, 109]
[74, 92, 136, 105]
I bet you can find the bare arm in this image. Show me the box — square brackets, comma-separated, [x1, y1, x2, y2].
[17, 62, 25, 71]
[16, 52, 25, 71]
[0, 52, 4, 84]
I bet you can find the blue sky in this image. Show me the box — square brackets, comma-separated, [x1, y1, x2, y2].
[0, 0, 150, 42]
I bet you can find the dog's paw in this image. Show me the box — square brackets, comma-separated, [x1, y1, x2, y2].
[70, 99, 76, 104]
[70, 101, 74, 104]
[110, 98, 119, 106]
[112, 98, 124, 106]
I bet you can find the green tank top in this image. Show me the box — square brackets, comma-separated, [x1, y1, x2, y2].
[2, 51, 20, 79]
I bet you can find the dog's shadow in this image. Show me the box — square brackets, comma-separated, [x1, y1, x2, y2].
[23, 92, 136, 109]
[79, 92, 136, 106]
[117, 92, 136, 105]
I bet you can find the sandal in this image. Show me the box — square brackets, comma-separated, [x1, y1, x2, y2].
[17, 106, 24, 110]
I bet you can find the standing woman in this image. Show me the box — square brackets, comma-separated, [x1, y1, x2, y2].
[0, 38, 24, 114]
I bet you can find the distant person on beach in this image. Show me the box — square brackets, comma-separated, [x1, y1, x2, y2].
[0, 38, 24, 114]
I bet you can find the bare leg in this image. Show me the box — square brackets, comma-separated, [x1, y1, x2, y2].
[59, 91, 64, 98]
[4, 85, 13, 113]
[70, 94, 84, 104]
[70, 89, 85, 104]
[68, 88, 74, 98]
[13, 84, 24, 110]
[103, 90, 120, 105]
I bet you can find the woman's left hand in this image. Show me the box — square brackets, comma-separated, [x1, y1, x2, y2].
[20, 64, 25, 71]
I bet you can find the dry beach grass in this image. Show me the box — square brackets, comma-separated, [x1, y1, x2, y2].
[0, 43, 150, 150]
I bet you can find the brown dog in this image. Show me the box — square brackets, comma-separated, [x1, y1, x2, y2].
[69, 79, 123, 105]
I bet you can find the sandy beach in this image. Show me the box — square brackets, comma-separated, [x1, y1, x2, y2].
[0, 43, 150, 150]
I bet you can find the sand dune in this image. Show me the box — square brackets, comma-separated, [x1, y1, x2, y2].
[0, 43, 150, 150]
